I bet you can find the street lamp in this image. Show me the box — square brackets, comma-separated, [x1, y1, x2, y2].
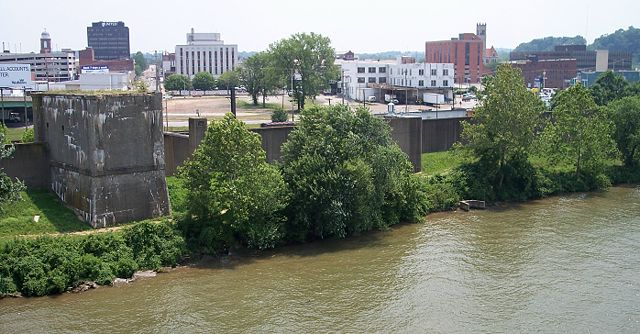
[291, 59, 299, 122]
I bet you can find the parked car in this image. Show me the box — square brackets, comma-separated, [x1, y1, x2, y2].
[367, 96, 377, 102]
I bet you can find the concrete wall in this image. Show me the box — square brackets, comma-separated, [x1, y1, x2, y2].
[250, 126, 295, 163]
[33, 93, 170, 227]
[386, 117, 423, 172]
[163, 132, 190, 176]
[0, 143, 49, 189]
[422, 117, 467, 153]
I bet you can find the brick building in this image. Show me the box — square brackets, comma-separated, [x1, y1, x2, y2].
[425, 24, 492, 84]
[510, 44, 632, 71]
[512, 58, 577, 88]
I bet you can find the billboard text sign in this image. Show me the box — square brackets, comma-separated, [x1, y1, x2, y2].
[0, 64, 32, 88]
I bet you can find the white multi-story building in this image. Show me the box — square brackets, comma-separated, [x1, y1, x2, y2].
[0, 32, 78, 82]
[339, 59, 454, 101]
[174, 29, 238, 78]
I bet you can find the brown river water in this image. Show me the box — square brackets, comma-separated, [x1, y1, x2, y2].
[1, 186, 639, 333]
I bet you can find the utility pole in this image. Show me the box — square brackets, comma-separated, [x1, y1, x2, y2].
[0, 88, 5, 126]
[155, 50, 160, 93]
[23, 86, 28, 130]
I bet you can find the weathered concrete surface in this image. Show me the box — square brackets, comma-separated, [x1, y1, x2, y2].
[422, 117, 467, 153]
[0, 143, 49, 189]
[188, 117, 208, 154]
[163, 132, 190, 176]
[34, 93, 170, 227]
[386, 117, 423, 172]
[250, 126, 295, 163]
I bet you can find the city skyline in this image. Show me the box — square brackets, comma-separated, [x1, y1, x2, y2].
[0, 0, 638, 54]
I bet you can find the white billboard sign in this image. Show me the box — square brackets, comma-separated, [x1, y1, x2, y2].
[0, 64, 33, 89]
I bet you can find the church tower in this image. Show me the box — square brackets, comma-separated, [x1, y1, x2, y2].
[40, 29, 51, 53]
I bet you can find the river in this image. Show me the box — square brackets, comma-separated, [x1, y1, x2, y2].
[1, 186, 639, 333]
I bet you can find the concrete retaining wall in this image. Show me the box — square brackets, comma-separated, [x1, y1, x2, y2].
[33, 93, 170, 227]
[386, 117, 423, 172]
[164, 132, 190, 176]
[422, 117, 467, 153]
[0, 143, 49, 189]
[250, 126, 295, 163]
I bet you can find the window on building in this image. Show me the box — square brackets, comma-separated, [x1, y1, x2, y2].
[443, 80, 449, 87]
[379, 67, 386, 73]
[409, 69, 412, 76]
[357, 67, 365, 73]
[431, 80, 436, 87]
[368, 77, 376, 83]
[390, 68, 393, 75]
[431, 69, 437, 76]
[419, 80, 424, 86]
[419, 69, 424, 76]
[379, 77, 386, 84]
[443, 69, 449, 76]
[368, 67, 376, 73]
[358, 77, 365, 83]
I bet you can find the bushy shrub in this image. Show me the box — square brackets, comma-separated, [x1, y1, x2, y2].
[178, 114, 288, 253]
[0, 221, 186, 297]
[271, 108, 289, 122]
[281, 105, 426, 241]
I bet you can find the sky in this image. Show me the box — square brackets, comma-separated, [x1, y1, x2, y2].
[1, 0, 638, 54]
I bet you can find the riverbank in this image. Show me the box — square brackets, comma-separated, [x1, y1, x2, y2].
[2, 186, 638, 332]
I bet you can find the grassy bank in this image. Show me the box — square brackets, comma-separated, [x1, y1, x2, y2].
[0, 190, 90, 242]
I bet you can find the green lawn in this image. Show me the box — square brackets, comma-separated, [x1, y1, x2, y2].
[4, 126, 27, 142]
[421, 150, 467, 175]
[238, 100, 282, 111]
[0, 190, 90, 240]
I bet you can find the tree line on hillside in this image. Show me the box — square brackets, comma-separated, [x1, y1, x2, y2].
[513, 26, 640, 65]
[164, 33, 339, 110]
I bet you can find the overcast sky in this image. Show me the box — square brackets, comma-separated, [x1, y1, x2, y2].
[1, 0, 638, 54]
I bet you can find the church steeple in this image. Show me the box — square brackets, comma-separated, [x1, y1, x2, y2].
[40, 29, 51, 53]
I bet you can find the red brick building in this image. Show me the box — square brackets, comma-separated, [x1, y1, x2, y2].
[511, 58, 577, 88]
[425, 33, 485, 84]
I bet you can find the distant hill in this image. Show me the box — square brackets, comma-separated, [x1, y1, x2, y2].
[513, 36, 586, 53]
[590, 26, 640, 65]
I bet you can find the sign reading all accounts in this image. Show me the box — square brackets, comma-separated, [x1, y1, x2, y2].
[0, 64, 33, 89]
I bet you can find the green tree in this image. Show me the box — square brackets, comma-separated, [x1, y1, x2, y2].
[608, 96, 640, 167]
[178, 114, 288, 252]
[0, 128, 25, 208]
[590, 26, 640, 65]
[133, 51, 147, 77]
[239, 52, 279, 106]
[268, 32, 338, 110]
[217, 70, 240, 91]
[513, 36, 586, 52]
[21, 128, 34, 143]
[541, 84, 617, 175]
[280, 104, 426, 242]
[461, 64, 545, 192]
[164, 74, 191, 91]
[191, 72, 216, 91]
[133, 80, 148, 93]
[590, 71, 629, 105]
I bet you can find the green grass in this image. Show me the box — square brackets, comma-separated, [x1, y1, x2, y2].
[421, 150, 467, 175]
[0, 190, 90, 240]
[4, 127, 27, 142]
[238, 100, 282, 111]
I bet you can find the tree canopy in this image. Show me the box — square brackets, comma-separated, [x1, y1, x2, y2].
[608, 96, 640, 167]
[590, 26, 640, 65]
[191, 72, 216, 91]
[133, 52, 147, 77]
[513, 36, 586, 52]
[541, 84, 617, 175]
[178, 114, 288, 252]
[217, 70, 240, 90]
[590, 71, 630, 106]
[280, 104, 426, 242]
[164, 74, 191, 91]
[461, 64, 545, 194]
[238, 52, 279, 106]
[268, 32, 338, 110]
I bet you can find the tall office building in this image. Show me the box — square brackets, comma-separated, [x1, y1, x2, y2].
[87, 21, 130, 60]
[174, 28, 238, 78]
